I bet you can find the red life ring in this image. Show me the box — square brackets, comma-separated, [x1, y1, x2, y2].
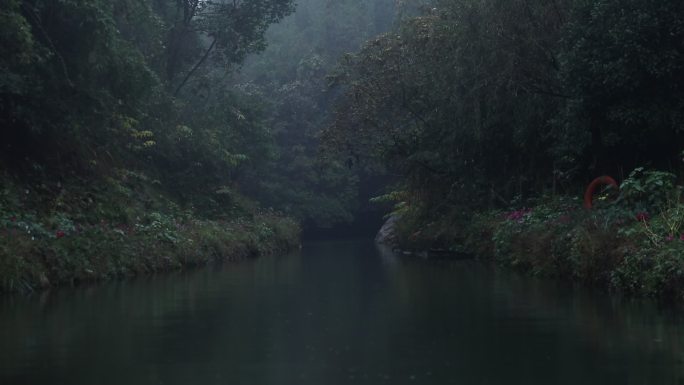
[583, 176, 619, 209]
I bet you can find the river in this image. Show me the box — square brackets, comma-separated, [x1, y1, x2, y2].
[1, 240, 683, 384]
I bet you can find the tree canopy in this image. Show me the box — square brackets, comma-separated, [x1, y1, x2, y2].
[324, 0, 684, 217]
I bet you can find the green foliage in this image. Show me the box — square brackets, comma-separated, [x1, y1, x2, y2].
[612, 245, 684, 299]
[558, 0, 684, 171]
[370, 190, 411, 218]
[0, 0, 39, 71]
[0, 0, 306, 292]
[618, 186, 684, 247]
[4, 0, 684, 301]
[0, 0, 305, 219]
[230, 0, 397, 227]
[315, 0, 684, 299]
[325, 0, 569, 215]
[0, 178, 301, 293]
[619, 167, 677, 211]
[396, 178, 684, 299]
[324, 0, 684, 224]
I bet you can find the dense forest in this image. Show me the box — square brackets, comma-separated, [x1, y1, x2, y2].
[2, 0, 684, 299]
[0, 0, 401, 291]
[325, 0, 684, 298]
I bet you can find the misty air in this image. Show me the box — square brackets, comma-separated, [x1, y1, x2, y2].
[2, 0, 684, 384]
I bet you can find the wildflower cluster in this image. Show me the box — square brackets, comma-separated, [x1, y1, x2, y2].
[506, 208, 532, 223]
[664, 234, 684, 242]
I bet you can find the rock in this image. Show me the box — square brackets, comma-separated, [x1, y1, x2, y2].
[38, 272, 50, 288]
[375, 215, 400, 247]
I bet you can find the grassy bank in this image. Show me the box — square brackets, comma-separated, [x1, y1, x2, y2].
[392, 169, 684, 301]
[0, 174, 300, 293]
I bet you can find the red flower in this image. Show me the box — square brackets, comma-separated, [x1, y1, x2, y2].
[55, 230, 66, 239]
[635, 212, 650, 222]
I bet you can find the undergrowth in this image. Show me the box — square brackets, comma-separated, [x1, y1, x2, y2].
[389, 168, 684, 301]
[0, 173, 300, 293]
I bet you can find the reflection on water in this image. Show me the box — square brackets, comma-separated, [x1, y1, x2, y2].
[1, 240, 683, 384]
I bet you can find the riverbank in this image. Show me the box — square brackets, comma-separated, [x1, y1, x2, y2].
[389, 171, 684, 301]
[0, 175, 300, 293]
[393, 201, 684, 301]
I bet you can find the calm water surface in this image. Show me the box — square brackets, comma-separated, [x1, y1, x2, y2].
[1, 240, 684, 384]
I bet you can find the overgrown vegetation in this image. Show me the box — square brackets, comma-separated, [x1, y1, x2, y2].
[324, 0, 684, 299]
[0, 0, 402, 292]
[3, 0, 684, 300]
[484, 170, 684, 299]
[384, 169, 684, 299]
[0, 0, 304, 292]
[232, 0, 397, 228]
[0, 171, 300, 293]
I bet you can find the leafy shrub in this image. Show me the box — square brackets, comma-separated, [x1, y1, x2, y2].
[0, 178, 301, 293]
[567, 225, 623, 284]
[620, 167, 677, 211]
[464, 211, 502, 258]
[612, 245, 684, 299]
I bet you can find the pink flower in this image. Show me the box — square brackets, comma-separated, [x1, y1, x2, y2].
[666, 234, 674, 242]
[506, 208, 532, 222]
[55, 230, 66, 239]
[680, 234, 684, 241]
[636, 212, 650, 222]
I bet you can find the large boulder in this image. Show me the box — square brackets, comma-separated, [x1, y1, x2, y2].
[375, 215, 400, 247]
